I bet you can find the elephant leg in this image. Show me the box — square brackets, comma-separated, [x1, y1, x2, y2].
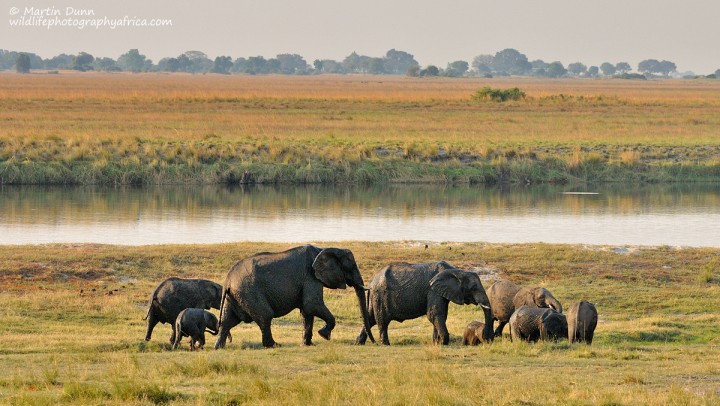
[377, 316, 391, 346]
[169, 323, 177, 345]
[494, 320, 508, 338]
[172, 322, 182, 350]
[198, 334, 205, 350]
[256, 317, 277, 348]
[215, 309, 240, 350]
[300, 309, 315, 346]
[145, 311, 159, 341]
[428, 311, 449, 345]
[304, 301, 336, 341]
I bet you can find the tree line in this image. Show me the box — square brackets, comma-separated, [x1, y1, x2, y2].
[5, 48, 720, 78]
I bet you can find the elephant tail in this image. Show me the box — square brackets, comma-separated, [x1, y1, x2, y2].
[217, 287, 229, 328]
[142, 297, 158, 320]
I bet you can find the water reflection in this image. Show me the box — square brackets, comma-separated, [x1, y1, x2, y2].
[0, 184, 718, 246]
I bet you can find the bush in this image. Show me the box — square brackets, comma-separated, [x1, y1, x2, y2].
[472, 87, 526, 102]
[614, 73, 647, 80]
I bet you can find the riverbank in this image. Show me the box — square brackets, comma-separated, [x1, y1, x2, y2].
[1, 74, 719, 185]
[1, 242, 718, 404]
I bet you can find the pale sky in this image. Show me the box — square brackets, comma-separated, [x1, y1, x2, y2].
[3, 0, 719, 73]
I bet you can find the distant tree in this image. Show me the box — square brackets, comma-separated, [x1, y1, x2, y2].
[313, 59, 344, 74]
[471, 54, 494, 73]
[45, 53, 74, 69]
[211, 56, 233, 74]
[143, 59, 154, 72]
[72, 52, 94, 71]
[93, 57, 118, 71]
[367, 57, 385, 74]
[531, 59, 549, 70]
[615, 62, 631, 74]
[658, 60, 677, 76]
[406, 65, 420, 77]
[16, 53, 31, 73]
[715, 69, 720, 78]
[383, 49, 419, 75]
[638, 59, 660, 75]
[158, 57, 179, 72]
[587, 66, 599, 77]
[118, 49, 147, 72]
[244, 56, 268, 74]
[600, 62, 616, 76]
[419, 65, 440, 76]
[183, 51, 212, 73]
[546, 61, 567, 78]
[231, 57, 247, 73]
[567, 62, 587, 76]
[445, 60, 469, 77]
[275, 54, 308, 74]
[176, 54, 192, 72]
[491, 49, 531, 75]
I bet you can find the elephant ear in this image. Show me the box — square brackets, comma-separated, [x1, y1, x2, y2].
[429, 270, 464, 305]
[312, 248, 348, 289]
[513, 288, 534, 309]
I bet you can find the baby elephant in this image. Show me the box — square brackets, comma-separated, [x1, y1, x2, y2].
[461, 320, 486, 346]
[509, 306, 567, 342]
[172, 308, 228, 350]
[567, 301, 598, 344]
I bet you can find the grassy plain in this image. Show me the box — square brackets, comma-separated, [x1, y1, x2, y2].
[0, 242, 718, 404]
[1, 73, 719, 185]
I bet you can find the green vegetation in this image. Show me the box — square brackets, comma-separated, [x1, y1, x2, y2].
[1, 75, 720, 185]
[0, 242, 718, 404]
[472, 86, 526, 102]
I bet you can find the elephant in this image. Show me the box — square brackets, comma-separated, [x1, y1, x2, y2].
[509, 306, 568, 342]
[355, 261, 493, 346]
[214, 245, 375, 349]
[172, 308, 231, 350]
[486, 280, 563, 338]
[143, 277, 223, 344]
[567, 301, 598, 344]
[461, 320, 486, 346]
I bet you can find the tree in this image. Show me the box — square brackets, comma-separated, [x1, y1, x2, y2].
[176, 55, 192, 72]
[587, 66, 599, 77]
[638, 59, 660, 75]
[406, 65, 420, 77]
[183, 51, 212, 73]
[275, 54, 308, 74]
[715, 69, 720, 78]
[72, 52, 94, 71]
[615, 62, 631, 74]
[383, 49, 418, 75]
[658, 60, 677, 76]
[45, 53, 74, 69]
[16, 53, 31, 73]
[245, 56, 268, 74]
[367, 57, 385, 74]
[567, 62, 587, 76]
[445, 60, 469, 77]
[231, 57, 247, 73]
[600, 62, 616, 76]
[93, 57, 118, 71]
[313, 59, 344, 74]
[491, 49, 531, 75]
[211, 56, 233, 74]
[471, 54, 494, 73]
[419, 65, 439, 76]
[118, 49, 147, 72]
[158, 57, 179, 72]
[546, 61, 567, 78]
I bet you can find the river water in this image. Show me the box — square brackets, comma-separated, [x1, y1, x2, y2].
[0, 184, 718, 246]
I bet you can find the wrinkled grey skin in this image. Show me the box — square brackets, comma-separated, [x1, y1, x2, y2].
[172, 308, 230, 350]
[509, 306, 568, 342]
[144, 277, 223, 344]
[215, 245, 375, 349]
[461, 320, 486, 346]
[567, 301, 598, 345]
[487, 280, 563, 338]
[355, 261, 494, 346]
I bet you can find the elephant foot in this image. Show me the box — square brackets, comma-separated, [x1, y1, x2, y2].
[318, 327, 331, 340]
[354, 338, 366, 346]
[303, 341, 315, 346]
[263, 342, 280, 349]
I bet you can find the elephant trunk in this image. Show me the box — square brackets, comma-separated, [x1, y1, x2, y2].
[354, 286, 376, 344]
[548, 297, 563, 314]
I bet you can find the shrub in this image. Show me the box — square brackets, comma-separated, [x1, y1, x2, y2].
[472, 87, 526, 102]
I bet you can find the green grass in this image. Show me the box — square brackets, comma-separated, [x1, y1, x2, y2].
[0, 242, 718, 404]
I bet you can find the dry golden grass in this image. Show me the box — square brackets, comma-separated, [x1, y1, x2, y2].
[0, 242, 718, 404]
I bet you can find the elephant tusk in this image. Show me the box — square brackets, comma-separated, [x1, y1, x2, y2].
[479, 304, 491, 310]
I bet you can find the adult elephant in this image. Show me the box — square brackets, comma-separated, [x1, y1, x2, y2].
[214, 245, 375, 348]
[509, 306, 567, 342]
[487, 280, 562, 338]
[143, 277, 223, 343]
[355, 261, 494, 346]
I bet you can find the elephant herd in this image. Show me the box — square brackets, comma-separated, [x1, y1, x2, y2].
[143, 244, 597, 350]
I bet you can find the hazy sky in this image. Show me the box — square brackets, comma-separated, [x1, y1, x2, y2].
[3, 0, 719, 73]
